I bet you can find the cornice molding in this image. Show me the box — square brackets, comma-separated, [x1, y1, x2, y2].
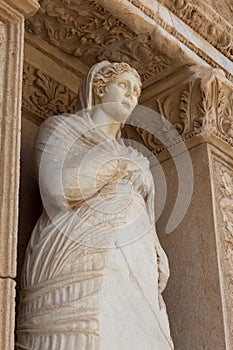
[126, 0, 233, 64]
[129, 0, 233, 79]
[95, 0, 233, 82]
[158, 0, 233, 62]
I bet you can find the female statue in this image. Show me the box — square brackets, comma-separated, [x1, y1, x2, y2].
[17, 61, 174, 349]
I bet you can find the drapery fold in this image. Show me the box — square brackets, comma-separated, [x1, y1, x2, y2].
[17, 104, 172, 349]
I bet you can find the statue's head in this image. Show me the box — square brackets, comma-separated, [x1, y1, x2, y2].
[92, 62, 141, 103]
[78, 61, 142, 122]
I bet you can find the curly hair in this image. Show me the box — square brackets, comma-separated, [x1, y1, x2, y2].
[92, 62, 142, 104]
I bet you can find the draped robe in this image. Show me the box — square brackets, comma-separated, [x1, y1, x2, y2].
[16, 112, 174, 350]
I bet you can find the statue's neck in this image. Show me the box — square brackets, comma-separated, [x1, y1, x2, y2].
[91, 106, 121, 138]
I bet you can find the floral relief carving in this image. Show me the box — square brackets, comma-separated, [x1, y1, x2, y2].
[212, 159, 233, 340]
[23, 63, 77, 120]
[130, 66, 233, 153]
[217, 88, 233, 139]
[25, 0, 172, 82]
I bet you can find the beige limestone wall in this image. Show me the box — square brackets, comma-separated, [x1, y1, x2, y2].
[156, 143, 226, 349]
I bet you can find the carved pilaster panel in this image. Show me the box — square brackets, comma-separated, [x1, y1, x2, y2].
[210, 151, 233, 349]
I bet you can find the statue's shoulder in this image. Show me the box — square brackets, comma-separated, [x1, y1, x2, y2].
[40, 113, 72, 128]
[38, 113, 87, 133]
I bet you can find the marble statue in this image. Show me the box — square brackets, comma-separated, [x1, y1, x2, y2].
[17, 61, 174, 349]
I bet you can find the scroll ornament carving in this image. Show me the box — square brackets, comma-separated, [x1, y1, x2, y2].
[131, 67, 233, 153]
[25, 0, 172, 82]
[212, 160, 233, 337]
[23, 63, 77, 119]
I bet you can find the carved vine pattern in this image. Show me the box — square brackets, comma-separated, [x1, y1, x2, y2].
[212, 159, 233, 339]
[23, 63, 77, 119]
[25, 0, 171, 82]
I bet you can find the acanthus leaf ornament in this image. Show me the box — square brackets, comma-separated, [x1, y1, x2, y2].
[124, 65, 233, 153]
[23, 63, 77, 121]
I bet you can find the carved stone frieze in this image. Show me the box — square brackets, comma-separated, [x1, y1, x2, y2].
[211, 156, 233, 347]
[124, 0, 233, 64]
[198, 0, 233, 26]
[157, 0, 233, 62]
[23, 62, 77, 122]
[105, 0, 233, 82]
[127, 65, 233, 153]
[25, 0, 174, 83]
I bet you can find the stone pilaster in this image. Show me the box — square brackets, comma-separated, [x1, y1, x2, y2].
[0, 1, 39, 349]
[130, 64, 233, 349]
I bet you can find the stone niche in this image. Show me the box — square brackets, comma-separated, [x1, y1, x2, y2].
[17, 0, 233, 349]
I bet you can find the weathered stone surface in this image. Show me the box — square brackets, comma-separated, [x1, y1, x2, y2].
[0, 1, 40, 350]
[0, 278, 16, 350]
[205, 0, 233, 25]
[156, 143, 227, 349]
[0, 0, 37, 279]
[209, 147, 233, 349]
[6, 0, 40, 17]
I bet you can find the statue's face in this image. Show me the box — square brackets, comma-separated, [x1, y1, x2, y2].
[99, 72, 141, 122]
